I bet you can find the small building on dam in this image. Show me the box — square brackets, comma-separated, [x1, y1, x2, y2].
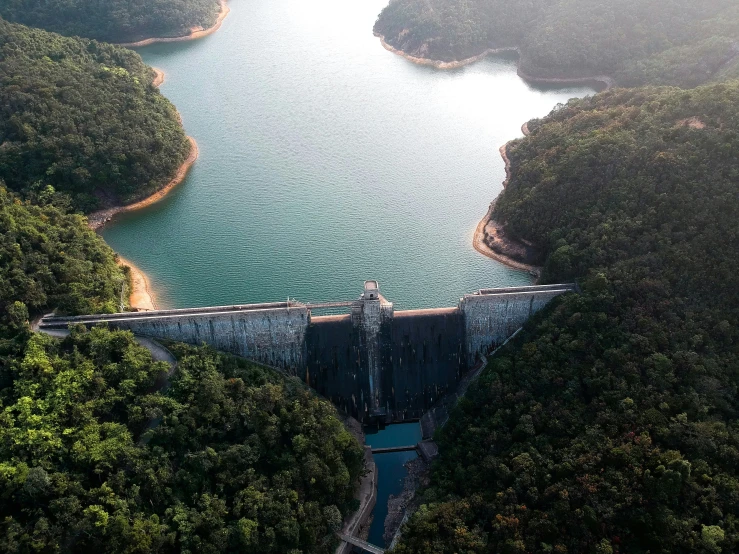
[40, 281, 575, 423]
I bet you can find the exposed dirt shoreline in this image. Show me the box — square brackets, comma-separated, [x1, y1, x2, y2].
[152, 67, 165, 87]
[375, 33, 614, 90]
[376, 33, 519, 70]
[118, 0, 230, 48]
[470, 137, 541, 273]
[118, 256, 157, 311]
[472, 198, 541, 274]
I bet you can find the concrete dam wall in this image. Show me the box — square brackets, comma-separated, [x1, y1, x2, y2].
[40, 282, 575, 422]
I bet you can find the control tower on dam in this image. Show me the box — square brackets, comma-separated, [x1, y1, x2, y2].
[40, 281, 576, 423]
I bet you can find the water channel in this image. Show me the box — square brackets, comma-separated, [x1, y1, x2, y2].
[102, 0, 595, 545]
[365, 423, 422, 546]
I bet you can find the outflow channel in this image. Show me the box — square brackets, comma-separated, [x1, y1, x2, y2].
[364, 423, 423, 547]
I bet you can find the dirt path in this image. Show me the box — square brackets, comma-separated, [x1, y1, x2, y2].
[118, 0, 231, 48]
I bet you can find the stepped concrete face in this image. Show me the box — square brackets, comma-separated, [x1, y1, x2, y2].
[40, 282, 575, 422]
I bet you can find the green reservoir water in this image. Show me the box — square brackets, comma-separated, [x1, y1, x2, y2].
[102, 0, 594, 309]
[365, 424, 422, 546]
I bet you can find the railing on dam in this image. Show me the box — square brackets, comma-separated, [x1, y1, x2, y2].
[39, 300, 363, 329]
[38, 282, 576, 423]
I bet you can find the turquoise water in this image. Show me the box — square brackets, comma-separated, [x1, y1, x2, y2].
[365, 424, 422, 546]
[100, 0, 594, 310]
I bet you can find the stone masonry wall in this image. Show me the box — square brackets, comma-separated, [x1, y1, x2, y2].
[461, 286, 574, 363]
[49, 306, 310, 372]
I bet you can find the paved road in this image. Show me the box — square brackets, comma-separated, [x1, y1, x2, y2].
[34, 325, 177, 443]
[34, 326, 176, 369]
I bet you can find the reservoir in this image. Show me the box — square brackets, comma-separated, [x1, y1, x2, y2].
[101, 0, 594, 310]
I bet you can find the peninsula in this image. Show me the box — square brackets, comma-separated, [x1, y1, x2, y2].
[0, 0, 225, 43]
[374, 0, 739, 87]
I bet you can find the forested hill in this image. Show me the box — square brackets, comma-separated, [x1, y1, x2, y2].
[0, 184, 125, 330]
[0, 333, 364, 553]
[374, 0, 739, 87]
[391, 82, 739, 553]
[0, 0, 220, 43]
[0, 19, 191, 212]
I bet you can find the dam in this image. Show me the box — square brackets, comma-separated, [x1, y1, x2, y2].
[39, 282, 575, 422]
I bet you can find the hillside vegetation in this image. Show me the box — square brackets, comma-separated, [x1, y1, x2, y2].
[0, 0, 220, 43]
[0, 20, 191, 212]
[0, 184, 125, 332]
[391, 82, 739, 553]
[374, 0, 739, 87]
[0, 330, 364, 553]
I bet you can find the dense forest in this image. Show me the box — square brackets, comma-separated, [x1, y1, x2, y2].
[0, 19, 191, 212]
[0, 184, 125, 331]
[0, 0, 221, 43]
[0, 330, 364, 553]
[391, 82, 739, 552]
[374, 0, 739, 87]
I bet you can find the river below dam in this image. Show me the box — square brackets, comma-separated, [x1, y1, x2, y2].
[101, 0, 594, 310]
[101, 0, 594, 546]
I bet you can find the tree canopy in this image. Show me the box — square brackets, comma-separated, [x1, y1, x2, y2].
[0, 184, 124, 329]
[0, 329, 364, 553]
[0, 0, 221, 43]
[374, 0, 739, 87]
[0, 19, 191, 212]
[391, 82, 739, 553]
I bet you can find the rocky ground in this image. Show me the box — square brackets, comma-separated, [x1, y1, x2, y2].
[383, 456, 431, 545]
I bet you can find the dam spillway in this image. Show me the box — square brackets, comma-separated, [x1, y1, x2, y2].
[39, 282, 575, 422]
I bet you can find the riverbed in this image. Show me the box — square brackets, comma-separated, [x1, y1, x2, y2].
[101, 0, 594, 310]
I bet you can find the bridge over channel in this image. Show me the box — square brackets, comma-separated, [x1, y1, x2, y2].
[40, 281, 575, 423]
[338, 534, 385, 554]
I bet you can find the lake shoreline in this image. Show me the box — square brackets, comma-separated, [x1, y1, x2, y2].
[87, 67, 196, 310]
[374, 35, 593, 275]
[118, 0, 230, 48]
[472, 141, 542, 274]
[472, 200, 541, 274]
[152, 67, 165, 87]
[376, 33, 519, 70]
[87, 136, 199, 231]
[375, 33, 614, 89]
[118, 256, 157, 310]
